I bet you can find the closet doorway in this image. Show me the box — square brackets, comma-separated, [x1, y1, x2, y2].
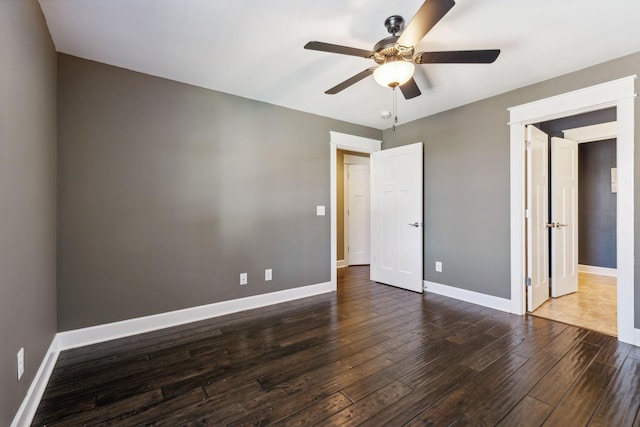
[337, 150, 371, 268]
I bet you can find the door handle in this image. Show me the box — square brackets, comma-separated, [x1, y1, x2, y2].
[546, 223, 555, 228]
[408, 222, 421, 228]
[556, 223, 568, 228]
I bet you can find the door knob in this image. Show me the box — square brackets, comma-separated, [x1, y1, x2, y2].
[556, 223, 568, 228]
[546, 223, 555, 228]
[408, 222, 421, 228]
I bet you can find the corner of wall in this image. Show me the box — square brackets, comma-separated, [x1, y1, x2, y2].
[10, 337, 60, 427]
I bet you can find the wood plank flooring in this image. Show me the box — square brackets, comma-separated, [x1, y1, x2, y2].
[32, 267, 640, 426]
[532, 272, 617, 336]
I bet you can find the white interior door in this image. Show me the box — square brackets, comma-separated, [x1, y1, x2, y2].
[347, 163, 370, 265]
[526, 125, 550, 311]
[551, 136, 579, 297]
[370, 142, 423, 293]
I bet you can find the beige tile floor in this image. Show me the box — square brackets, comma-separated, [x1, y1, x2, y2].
[531, 272, 617, 336]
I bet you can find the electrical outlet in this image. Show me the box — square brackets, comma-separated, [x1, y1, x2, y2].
[435, 261, 443, 273]
[240, 273, 248, 285]
[265, 269, 272, 281]
[17, 348, 24, 380]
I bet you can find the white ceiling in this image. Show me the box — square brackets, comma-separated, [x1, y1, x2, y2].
[39, 0, 640, 130]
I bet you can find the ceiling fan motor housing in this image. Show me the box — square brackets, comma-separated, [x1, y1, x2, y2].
[373, 36, 414, 64]
[374, 15, 416, 64]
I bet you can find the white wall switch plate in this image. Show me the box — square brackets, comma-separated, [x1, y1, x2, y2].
[240, 273, 247, 285]
[316, 205, 325, 216]
[265, 269, 272, 281]
[435, 261, 443, 273]
[17, 348, 24, 380]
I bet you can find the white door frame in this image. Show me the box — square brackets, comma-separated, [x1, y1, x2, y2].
[509, 75, 636, 344]
[330, 132, 382, 290]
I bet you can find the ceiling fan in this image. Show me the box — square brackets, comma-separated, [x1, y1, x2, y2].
[304, 0, 500, 99]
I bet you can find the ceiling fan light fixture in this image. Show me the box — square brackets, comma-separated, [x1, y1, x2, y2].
[373, 59, 415, 88]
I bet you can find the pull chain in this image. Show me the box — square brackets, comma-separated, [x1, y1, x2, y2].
[392, 86, 398, 131]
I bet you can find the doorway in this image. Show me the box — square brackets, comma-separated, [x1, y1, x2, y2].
[330, 133, 424, 294]
[329, 132, 381, 290]
[527, 111, 618, 336]
[337, 150, 371, 268]
[508, 75, 635, 345]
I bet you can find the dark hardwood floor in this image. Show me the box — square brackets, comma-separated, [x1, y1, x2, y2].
[33, 266, 640, 426]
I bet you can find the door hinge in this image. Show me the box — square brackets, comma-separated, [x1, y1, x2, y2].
[526, 277, 532, 287]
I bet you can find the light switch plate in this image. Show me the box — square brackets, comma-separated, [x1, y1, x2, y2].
[435, 261, 443, 273]
[316, 205, 325, 216]
[265, 269, 272, 281]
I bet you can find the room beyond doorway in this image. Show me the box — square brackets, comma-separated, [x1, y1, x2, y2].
[530, 272, 617, 336]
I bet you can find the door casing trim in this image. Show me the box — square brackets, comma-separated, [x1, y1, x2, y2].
[330, 132, 381, 289]
[508, 75, 636, 344]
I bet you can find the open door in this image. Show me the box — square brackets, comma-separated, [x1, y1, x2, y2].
[526, 125, 550, 311]
[370, 142, 423, 293]
[551, 136, 579, 297]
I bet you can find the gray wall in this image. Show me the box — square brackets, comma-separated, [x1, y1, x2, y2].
[57, 55, 381, 330]
[578, 140, 617, 269]
[382, 52, 640, 328]
[0, 0, 57, 424]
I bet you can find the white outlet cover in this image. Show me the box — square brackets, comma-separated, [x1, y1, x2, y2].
[435, 261, 443, 272]
[240, 273, 247, 285]
[316, 205, 325, 216]
[265, 269, 272, 281]
[17, 348, 24, 380]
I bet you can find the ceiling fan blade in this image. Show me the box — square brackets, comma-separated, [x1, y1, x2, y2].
[415, 49, 501, 64]
[305, 41, 373, 58]
[399, 77, 421, 99]
[325, 68, 376, 94]
[397, 0, 455, 48]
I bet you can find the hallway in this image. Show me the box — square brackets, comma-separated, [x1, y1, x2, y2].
[532, 272, 617, 336]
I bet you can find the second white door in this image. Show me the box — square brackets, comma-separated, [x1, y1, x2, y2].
[551, 136, 579, 297]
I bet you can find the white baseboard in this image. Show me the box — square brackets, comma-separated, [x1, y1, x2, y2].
[12, 281, 334, 426]
[57, 281, 333, 351]
[11, 336, 61, 427]
[578, 264, 617, 277]
[424, 280, 512, 313]
[337, 259, 348, 268]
